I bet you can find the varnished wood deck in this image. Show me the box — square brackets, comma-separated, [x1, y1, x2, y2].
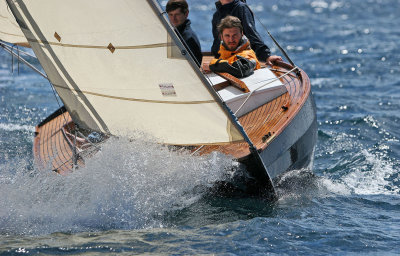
[33, 60, 311, 173]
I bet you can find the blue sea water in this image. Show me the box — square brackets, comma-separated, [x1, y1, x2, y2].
[1, 0, 400, 255]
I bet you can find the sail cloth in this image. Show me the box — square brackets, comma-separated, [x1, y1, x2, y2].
[5, 0, 244, 145]
[0, 0, 28, 46]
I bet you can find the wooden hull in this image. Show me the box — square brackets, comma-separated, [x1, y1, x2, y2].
[33, 62, 317, 192]
[240, 94, 317, 188]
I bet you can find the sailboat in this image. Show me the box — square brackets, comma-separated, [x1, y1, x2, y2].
[1, 0, 317, 198]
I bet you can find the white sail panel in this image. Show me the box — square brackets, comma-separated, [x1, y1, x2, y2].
[6, 0, 244, 144]
[0, 0, 27, 45]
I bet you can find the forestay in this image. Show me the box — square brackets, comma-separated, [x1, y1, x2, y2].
[5, 0, 245, 145]
[0, 0, 27, 46]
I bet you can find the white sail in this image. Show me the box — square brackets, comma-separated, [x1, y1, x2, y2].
[0, 0, 27, 45]
[6, 0, 244, 145]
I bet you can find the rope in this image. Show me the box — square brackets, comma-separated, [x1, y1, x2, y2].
[0, 40, 69, 131]
[190, 145, 204, 156]
[254, 15, 297, 68]
[0, 41, 46, 78]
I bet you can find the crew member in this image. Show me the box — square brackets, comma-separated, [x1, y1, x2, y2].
[211, 0, 282, 66]
[209, 16, 260, 78]
[166, 0, 203, 66]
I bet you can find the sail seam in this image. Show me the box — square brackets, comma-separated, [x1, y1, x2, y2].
[0, 30, 25, 37]
[52, 83, 216, 104]
[26, 38, 172, 50]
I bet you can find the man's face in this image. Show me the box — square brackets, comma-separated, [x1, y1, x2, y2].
[221, 27, 242, 51]
[219, 0, 234, 5]
[168, 8, 188, 27]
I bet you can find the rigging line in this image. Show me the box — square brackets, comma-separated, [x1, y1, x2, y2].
[47, 85, 69, 135]
[17, 44, 20, 74]
[1, 42, 37, 58]
[76, 130, 102, 151]
[254, 15, 298, 70]
[190, 145, 204, 156]
[11, 43, 14, 73]
[73, 129, 77, 171]
[0, 41, 46, 79]
[18, 48, 36, 59]
[234, 67, 297, 116]
[253, 67, 297, 90]
[0, 41, 67, 128]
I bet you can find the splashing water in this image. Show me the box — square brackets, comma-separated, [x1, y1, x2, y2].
[0, 136, 236, 235]
[341, 149, 400, 195]
[0, 123, 35, 133]
[313, 136, 400, 197]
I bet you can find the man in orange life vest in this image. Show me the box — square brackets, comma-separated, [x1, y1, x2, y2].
[212, 0, 282, 66]
[209, 15, 260, 78]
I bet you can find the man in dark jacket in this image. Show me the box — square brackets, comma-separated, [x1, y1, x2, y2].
[211, 0, 281, 65]
[167, 0, 203, 66]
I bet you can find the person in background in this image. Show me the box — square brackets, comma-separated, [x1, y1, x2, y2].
[166, 0, 203, 66]
[211, 0, 282, 66]
[209, 16, 260, 78]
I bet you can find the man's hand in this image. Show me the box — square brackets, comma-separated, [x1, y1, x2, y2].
[202, 62, 211, 73]
[266, 55, 283, 66]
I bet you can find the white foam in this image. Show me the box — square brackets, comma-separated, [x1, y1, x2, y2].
[0, 123, 35, 132]
[341, 149, 399, 195]
[318, 177, 352, 196]
[0, 135, 235, 235]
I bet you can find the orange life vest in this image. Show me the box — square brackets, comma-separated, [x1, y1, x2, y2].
[210, 36, 261, 70]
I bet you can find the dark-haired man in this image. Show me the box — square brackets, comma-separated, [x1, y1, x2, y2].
[209, 16, 260, 78]
[211, 0, 281, 66]
[166, 0, 202, 66]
